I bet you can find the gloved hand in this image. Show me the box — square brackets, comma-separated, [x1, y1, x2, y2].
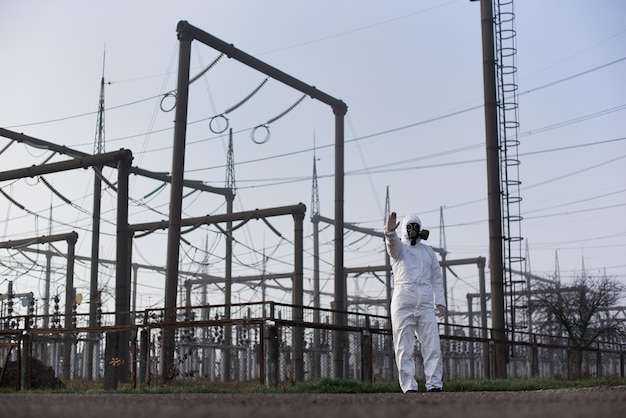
[436, 304, 446, 318]
[386, 211, 400, 232]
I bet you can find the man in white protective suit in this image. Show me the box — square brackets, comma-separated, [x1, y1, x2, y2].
[384, 211, 446, 393]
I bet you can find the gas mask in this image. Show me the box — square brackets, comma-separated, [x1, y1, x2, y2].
[406, 222, 429, 245]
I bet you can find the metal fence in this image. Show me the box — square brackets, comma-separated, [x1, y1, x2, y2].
[1, 301, 624, 390]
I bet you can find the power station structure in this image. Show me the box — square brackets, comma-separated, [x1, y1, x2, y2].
[3, 2, 620, 391]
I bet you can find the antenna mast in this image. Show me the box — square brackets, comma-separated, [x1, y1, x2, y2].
[94, 49, 106, 155]
[439, 206, 447, 251]
[225, 128, 236, 193]
[87, 47, 106, 380]
[310, 135, 320, 219]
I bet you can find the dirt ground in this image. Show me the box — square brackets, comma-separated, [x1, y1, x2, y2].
[1, 386, 624, 418]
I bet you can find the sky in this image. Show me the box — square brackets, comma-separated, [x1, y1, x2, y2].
[0, 0, 625, 322]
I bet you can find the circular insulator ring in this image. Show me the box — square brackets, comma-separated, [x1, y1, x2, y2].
[251, 124, 270, 144]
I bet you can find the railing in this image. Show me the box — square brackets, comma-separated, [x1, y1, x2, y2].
[1, 301, 624, 390]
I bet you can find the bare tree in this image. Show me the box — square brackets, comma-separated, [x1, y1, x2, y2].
[532, 271, 625, 377]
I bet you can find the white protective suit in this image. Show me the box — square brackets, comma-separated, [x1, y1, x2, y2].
[385, 213, 445, 392]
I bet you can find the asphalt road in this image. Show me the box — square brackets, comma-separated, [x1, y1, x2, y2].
[1, 386, 624, 418]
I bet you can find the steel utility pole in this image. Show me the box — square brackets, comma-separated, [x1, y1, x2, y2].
[475, 0, 507, 378]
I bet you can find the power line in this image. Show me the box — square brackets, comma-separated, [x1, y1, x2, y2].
[1, 134, 622, 245]
[228, 136, 626, 188]
[5, 52, 623, 151]
[183, 106, 625, 177]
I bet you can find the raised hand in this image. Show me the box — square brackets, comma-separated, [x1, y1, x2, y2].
[387, 211, 400, 232]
